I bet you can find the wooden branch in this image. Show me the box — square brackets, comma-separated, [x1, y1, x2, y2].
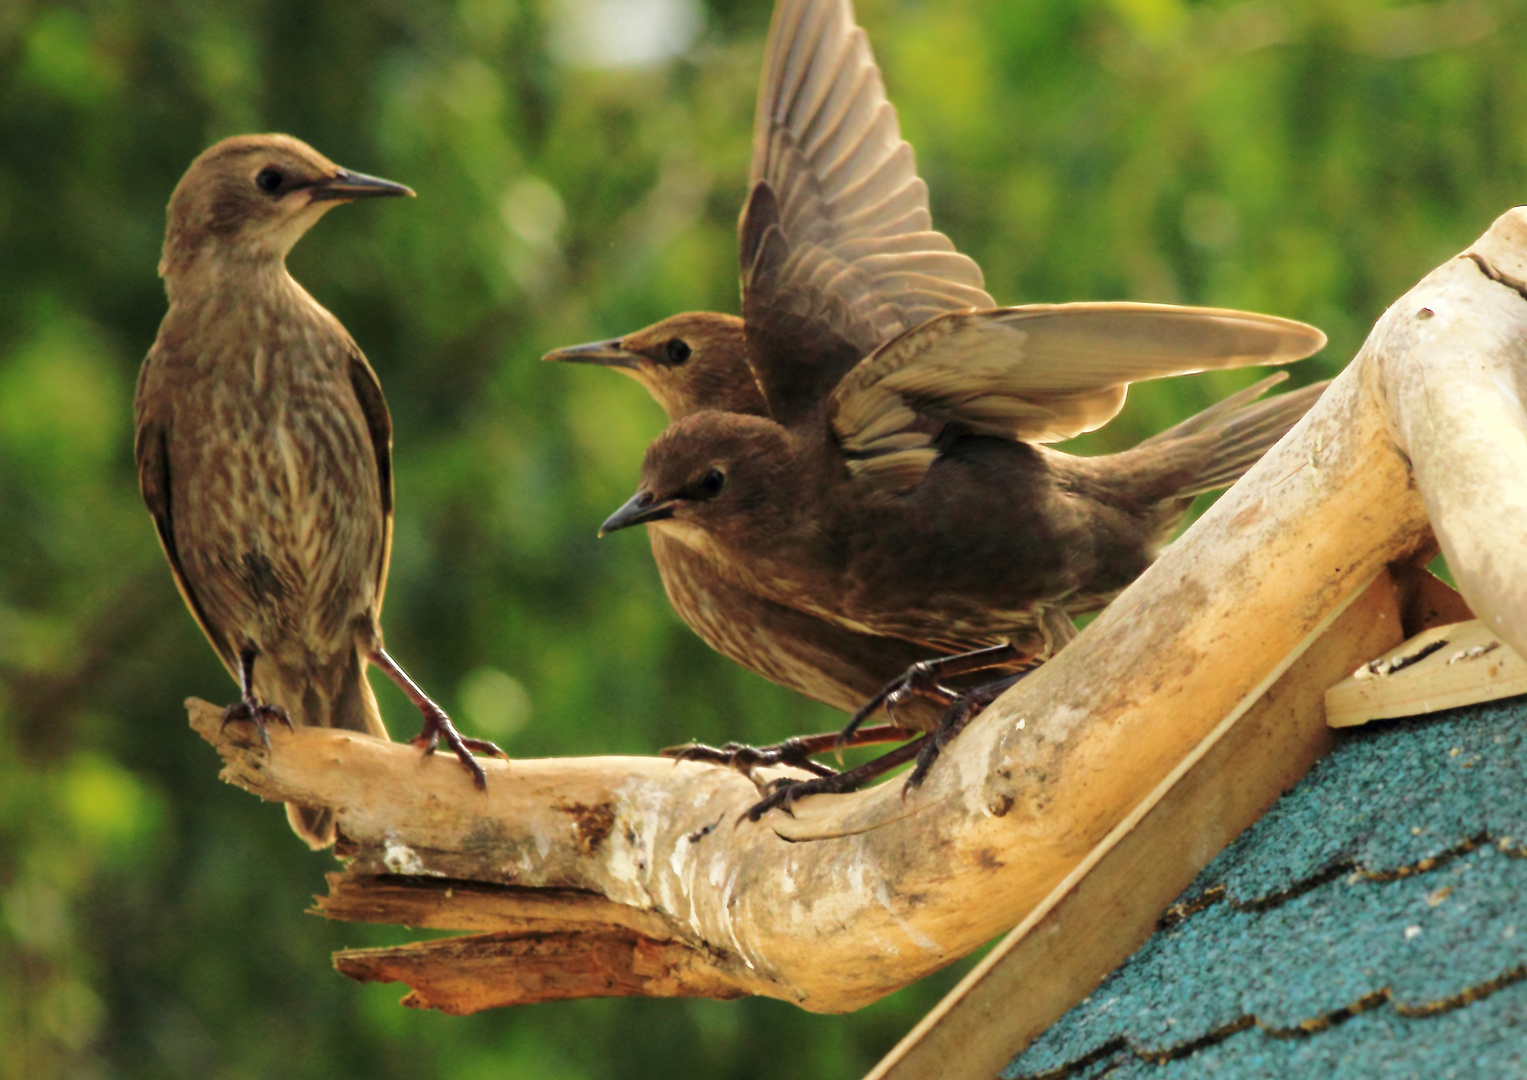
[1376, 210, 1527, 661]
[190, 210, 1527, 1018]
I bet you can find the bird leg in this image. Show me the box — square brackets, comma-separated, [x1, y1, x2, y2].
[219, 644, 292, 751]
[664, 723, 918, 786]
[740, 668, 1034, 820]
[742, 737, 929, 822]
[903, 671, 1031, 791]
[368, 648, 504, 790]
[837, 643, 1031, 753]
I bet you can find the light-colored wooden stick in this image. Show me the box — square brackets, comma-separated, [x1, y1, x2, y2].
[1377, 211, 1527, 662]
[189, 210, 1527, 1018]
[861, 209, 1527, 1077]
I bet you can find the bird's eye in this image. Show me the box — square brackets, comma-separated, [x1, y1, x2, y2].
[255, 167, 284, 194]
[665, 338, 692, 365]
[696, 469, 725, 499]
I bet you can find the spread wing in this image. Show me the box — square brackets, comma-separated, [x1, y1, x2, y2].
[346, 353, 394, 609]
[134, 410, 238, 678]
[827, 303, 1328, 492]
[740, 0, 993, 424]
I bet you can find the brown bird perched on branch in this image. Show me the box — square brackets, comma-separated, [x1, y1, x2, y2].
[135, 134, 502, 848]
[549, 0, 1327, 794]
[604, 363, 1327, 810]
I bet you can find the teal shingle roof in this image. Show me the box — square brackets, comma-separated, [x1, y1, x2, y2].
[1003, 699, 1527, 1080]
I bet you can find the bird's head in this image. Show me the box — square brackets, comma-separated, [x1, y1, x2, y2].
[542, 312, 765, 420]
[160, 134, 413, 281]
[600, 410, 793, 551]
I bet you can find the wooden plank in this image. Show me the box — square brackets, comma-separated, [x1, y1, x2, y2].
[864, 571, 1403, 1080]
[1325, 618, 1527, 728]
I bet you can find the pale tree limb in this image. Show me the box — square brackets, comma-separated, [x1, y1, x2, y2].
[1371, 211, 1527, 660]
[189, 209, 1527, 1016]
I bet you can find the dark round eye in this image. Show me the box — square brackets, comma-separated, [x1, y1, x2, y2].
[255, 167, 284, 194]
[665, 338, 692, 365]
[696, 469, 725, 499]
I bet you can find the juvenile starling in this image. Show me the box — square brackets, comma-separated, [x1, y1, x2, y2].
[135, 134, 501, 848]
[550, 0, 1326, 781]
[604, 362, 1327, 807]
[551, 320, 955, 734]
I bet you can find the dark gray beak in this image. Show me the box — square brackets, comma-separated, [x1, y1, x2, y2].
[600, 490, 676, 536]
[543, 339, 642, 370]
[309, 168, 415, 202]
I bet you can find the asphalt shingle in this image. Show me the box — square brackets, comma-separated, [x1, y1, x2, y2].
[1004, 698, 1527, 1079]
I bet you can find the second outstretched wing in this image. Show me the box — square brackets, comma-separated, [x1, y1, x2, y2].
[828, 303, 1327, 492]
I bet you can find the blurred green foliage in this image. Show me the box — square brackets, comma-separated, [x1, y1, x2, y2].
[0, 0, 1522, 1076]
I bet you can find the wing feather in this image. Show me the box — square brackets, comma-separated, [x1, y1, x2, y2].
[829, 303, 1326, 492]
[346, 353, 394, 609]
[741, 0, 993, 424]
[134, 414, 237, 676]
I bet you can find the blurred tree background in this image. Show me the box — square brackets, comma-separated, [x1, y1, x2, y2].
[1, 0, 1524, 1076]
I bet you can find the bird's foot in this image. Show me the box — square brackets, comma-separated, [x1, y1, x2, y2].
[666, 722, 920, 792]
[220, 698, 292, 751]
[407, 706, 505, 791]
[740, 738, 927, 822]
[664, 737, 839, 784]
[837, 665, 956, 754]
[371, 647, 504, 789]
[837, 643, 1026, 755]
[902, 672, 1030, 792]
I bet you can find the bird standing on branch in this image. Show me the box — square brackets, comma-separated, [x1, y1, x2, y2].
[551, 0, 1326, 806]
[135, 135, 502, 848]
[605, 361, 1325, 811]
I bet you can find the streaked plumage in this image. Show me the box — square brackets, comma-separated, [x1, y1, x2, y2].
[136, 134, 499, 847]
[606, 373, 1326, 802]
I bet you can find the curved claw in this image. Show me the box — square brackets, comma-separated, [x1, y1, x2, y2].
[663, 739, 827, 771]
[407, 706, 503, 791]
[899, 671, 1032, 793]
[836, 644, 1030, 759]
[737, 777, 811, 824]
[220, 699, 293, 751]
[738, 737, 931, 823]
[835, 663, 955, 759]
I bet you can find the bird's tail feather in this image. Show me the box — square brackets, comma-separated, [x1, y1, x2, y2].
[1184, 380, 1328, 494]
[1114, 375, 1327, 549]
[1140, 375, 1328, 499]
[1136, 373, 1288, 447]
[276, 648, 388, 850]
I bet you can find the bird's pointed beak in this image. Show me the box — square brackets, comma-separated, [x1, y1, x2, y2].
[542, 339, 641, 370]
[600, 489, 676, 536]
[308, 168, 415, 202]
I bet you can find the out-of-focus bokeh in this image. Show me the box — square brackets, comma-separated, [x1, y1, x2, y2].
[1, 0, 1522, 1076]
